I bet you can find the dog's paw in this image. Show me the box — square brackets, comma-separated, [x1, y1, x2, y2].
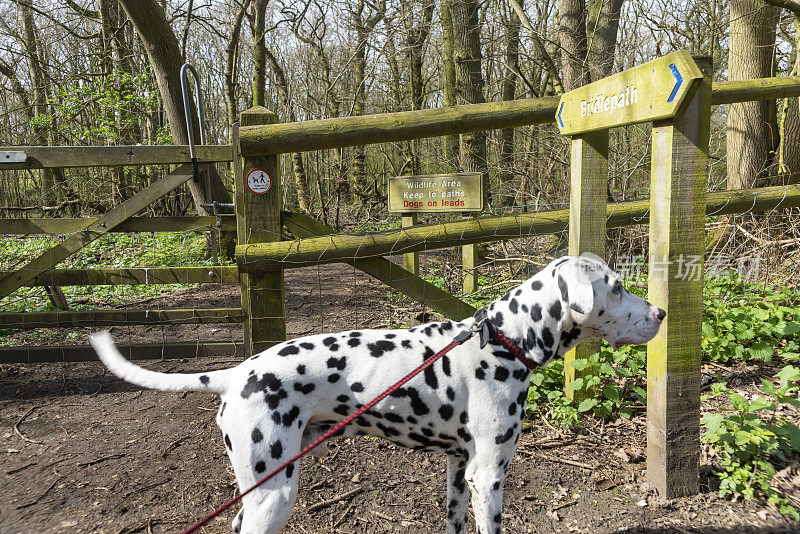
[232, 509, 243, 533]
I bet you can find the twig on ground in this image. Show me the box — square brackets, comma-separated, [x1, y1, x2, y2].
[14, 406, 43, 445]
[78, 453, 126, 467]
[15, 475, 63, 509]
[533, 452, 595, 470]
[162, 436, 190, 457]
[306, 487, 363, 513]
[372, 510, 395, 522]
[6, 462, 36, 475]
[333, 500, 356, 529]
[551, 499, 578, 511]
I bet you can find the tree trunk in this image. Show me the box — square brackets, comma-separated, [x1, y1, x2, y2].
[558, 0, 591, 90]
[405, 0, 436, 176]
[446, 0, 487, 179]
[225, 0, 249, 182]
[778, 15, 800, 184]
[587, 0, 624, 81]
[252, 0, 268, 107]
[441, 0, 460, 168]
[500, 2, 521, 193]
[727, 0, 779, 189]
[264, 48, 313, 212]
[117, 0, 232, 215]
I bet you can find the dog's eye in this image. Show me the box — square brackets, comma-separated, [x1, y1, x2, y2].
[611, 281, 622, 294]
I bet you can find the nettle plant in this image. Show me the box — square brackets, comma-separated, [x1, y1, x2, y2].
[702, 366, 800, 520]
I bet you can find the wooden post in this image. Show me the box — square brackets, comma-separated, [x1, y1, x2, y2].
[235, 108, 286, 355]
[402, 213, 419, 275]
[646, 57, 711, 498]
[462, 215, 479, 295]
[563, 130, 608, 400]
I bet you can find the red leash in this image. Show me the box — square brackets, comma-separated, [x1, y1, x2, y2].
[181, 313, 534, 534]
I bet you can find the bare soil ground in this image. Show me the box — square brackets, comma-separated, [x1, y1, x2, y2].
[1, 264, 798, 534]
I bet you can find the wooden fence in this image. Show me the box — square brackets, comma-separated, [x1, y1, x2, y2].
[1, 54, 799, 500]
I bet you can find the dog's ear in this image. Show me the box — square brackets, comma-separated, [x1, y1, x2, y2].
[560, 256, 603, 318]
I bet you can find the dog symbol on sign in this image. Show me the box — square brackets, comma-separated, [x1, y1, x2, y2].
[247, 169, 271, 194]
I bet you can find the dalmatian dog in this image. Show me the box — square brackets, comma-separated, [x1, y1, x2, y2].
[91, 255, 664, 534]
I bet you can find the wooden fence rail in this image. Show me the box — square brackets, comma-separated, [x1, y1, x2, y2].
[0, 308, 244, 330]
[238, 76, 800, 156]
[237, 183, 800, 272]
[0, 266, 239, 286]
[0, 217, 235, 234]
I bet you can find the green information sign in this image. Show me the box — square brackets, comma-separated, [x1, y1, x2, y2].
[556, 50, 703, 136]
[388, 173, 484, 213]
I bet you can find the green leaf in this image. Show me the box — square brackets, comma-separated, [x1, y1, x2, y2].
[569, 359, 591, 372]
[566, 377, 584, 391]
[747, 397, 775, 413]
[702, 413, 725, 436]
[729, 392, 749, 412]
[781, 322, 800, 336]
[577, 398, 599, 412]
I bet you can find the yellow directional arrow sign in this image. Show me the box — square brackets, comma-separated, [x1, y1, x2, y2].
[556, 50, 703, 136]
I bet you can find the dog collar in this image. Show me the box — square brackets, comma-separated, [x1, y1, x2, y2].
[454, 308, 540, 371]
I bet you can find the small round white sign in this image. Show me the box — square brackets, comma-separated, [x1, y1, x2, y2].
[247, 168, 271, 194]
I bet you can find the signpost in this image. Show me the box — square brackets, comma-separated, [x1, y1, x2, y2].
[556, 50, 703, 136]
[556, 51, 709, 499]
[388, 173, 485, 292]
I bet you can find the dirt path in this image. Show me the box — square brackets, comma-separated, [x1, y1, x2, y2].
[1, 264, 798, 533]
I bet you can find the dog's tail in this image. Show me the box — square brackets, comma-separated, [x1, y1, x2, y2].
[91, 331, 231, 394]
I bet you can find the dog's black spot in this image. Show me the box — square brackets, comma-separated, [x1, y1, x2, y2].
[446, 386, 456, 401]
[475, 367, 486, 380]
[521, 304, 528, 313]
[265, 388, 288, 409]
[495, 426, 515, 444]
[457, 427, 473, 442]
[299, 342, 315, 350]
[278, 345, 300, 357]
[460, 411, 469, 424]
[493, 481, 501, 491]
[224, 434, 232, 450]
[422, 347, 438, 389]
[441, 322, 453, 332]
[367, 340, 396, 357]
[523, 328, 537, 351]
[549, 301, 562, 320]
[351, 382, 364, 393]
[442, 355, 451, 376]
[323, 336, 337, 347]
[531, 280, 543, 290]
[421, 427, 434, 437]
[386, 333, 396, 339]
[570, 302, 586, 314]
[480, 360, 489, 369]
[501, 292, 510, 301]
[508, 402, 517, 415]
[389, 387, 407, 398]
[199, 375, 209, 385]
[337, 395, 350, 402]
[509, 298, 519, 314]
[350, 331, 362, 337]
[348, 338, 361, 347]
[493, 366, 510, 382]
[252, 428, 263, 443]
[598, 308, 605, 316]
[542, 327, 554, 348]
[493, 349, 514, 361]
[493, 513, 502, 524]
[294, 382, 315, 394]
[401, 339, 412, 349]
[558, 275, 569, 301]
[296, 364, 306, 375]
[326, 356, 346, 370]
[439, 404, 454, 420]
[327, 373, 340, 383]
[385, 413, 404, 423]
[254, 461, 266, 473]
[286, 462, 294, 478]
[334, 404, 350, 416]
[407, 416, 417, 424]
[241, 372, 282, 399]
[517, 391, 527, 406]
[376, 422, 400, 437]
[492, 312, 504, 327]
[407, 387, 430, 416]
[220, 402, 227, 417]
[271, 412, 281, 424]
[423, 325, 434, 337]
[270, 440, 283, 459]
[530, 303, 542, 322]
[282, 406, 300, 427]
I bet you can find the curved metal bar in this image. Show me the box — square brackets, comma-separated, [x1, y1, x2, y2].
[180, 62, 207, 181]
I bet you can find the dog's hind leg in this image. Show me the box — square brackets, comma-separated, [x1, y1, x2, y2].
[446, 455, 469, 534]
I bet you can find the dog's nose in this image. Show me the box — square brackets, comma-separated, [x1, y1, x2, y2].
[657, 308, 666, 321]
[649, 306, 666, 323]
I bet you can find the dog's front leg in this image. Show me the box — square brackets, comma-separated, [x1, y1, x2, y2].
[446, 455, 469, 534]
[465, 452, 508, 534]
